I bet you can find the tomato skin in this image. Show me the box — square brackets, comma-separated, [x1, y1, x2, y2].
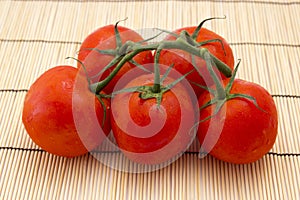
[197, 79, 278, 164]
[111, 74, 196, 165]
[158, 27, 234, 96]
[22, 66, 111, 157]
[78, 25, 153, 94]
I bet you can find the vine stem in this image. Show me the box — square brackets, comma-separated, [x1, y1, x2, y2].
[204, 52, 226, 100]
[90, 36, 232, 94]
[152, 47, 162, 93]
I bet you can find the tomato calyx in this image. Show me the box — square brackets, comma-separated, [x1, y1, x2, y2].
[79, 18, 130, 57]
[111, 66, 193, 107]
[198, 57, 265, 122]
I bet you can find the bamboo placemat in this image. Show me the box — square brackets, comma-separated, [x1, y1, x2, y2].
[1, 0, 300, 199]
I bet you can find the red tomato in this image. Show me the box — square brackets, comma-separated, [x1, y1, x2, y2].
[158, 27, 234, 96]
[22, 66, 111, 157]
[78, 24, 153, 94]
[197, 79, 278, 164]
[110, 74, 197, 165]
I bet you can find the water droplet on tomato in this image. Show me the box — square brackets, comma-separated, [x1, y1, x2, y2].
[49, 136, 55, 143]
[62, 80, 73, 89]
[26, 114, 33, 122]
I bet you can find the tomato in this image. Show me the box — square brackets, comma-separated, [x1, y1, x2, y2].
[197, 79, 278, 164]
[158, 27, 234, 96]
[22, 66, 111, 157]
[77, 24, 153, 94]
[110, 73, 197, 165]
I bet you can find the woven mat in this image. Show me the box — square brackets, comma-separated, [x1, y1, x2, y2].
[1, 0, 300, 199]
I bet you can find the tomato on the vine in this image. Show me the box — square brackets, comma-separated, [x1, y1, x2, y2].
[77, 24, 153, 94]
[158, 26, 234, 96]
[110, 73, 197, 165]
[22, 66, 111, 157]
[197, 78, 278, 164]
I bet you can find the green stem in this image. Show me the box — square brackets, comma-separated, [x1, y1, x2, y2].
[160, 38, 232, 77]
[211, 55, 231, 77]
[90, 46, 155, 94]
[114, 18, 127, 48]
[90, 35, 232, 94]
[191, 16, 226, 40]
[204, 52, 226, 100]
[153, 47, 162, 93]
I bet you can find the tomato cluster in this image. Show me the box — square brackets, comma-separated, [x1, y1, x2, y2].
[22, 18, 278, 165]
